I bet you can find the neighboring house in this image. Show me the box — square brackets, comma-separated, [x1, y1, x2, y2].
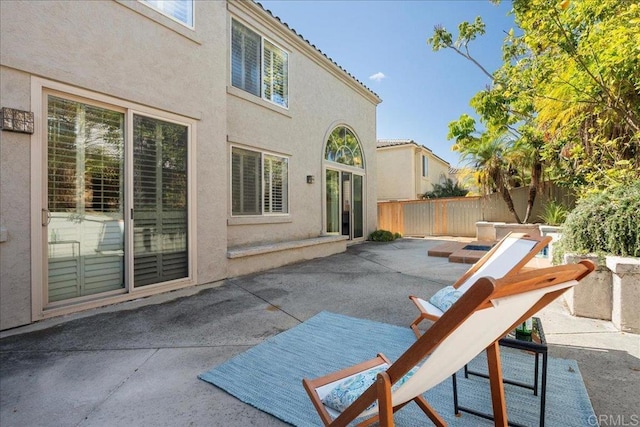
[449, 167, 462, 184]
[0, 0, 381, 330]
[376, 139, 451, 201]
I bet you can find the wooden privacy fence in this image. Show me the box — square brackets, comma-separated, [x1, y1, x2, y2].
[378, 186, 574, 237]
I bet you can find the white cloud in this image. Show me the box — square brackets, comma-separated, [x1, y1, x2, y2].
[369, 72, 386, 82]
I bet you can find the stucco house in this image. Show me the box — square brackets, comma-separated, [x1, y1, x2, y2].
[376, 139, 451, 201]
[0, 0, 381, 330]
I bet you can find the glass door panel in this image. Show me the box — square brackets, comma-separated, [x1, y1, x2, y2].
[133, 115, 188, 287]
[47, 96, 125, 302]
[326, 170, 340, 233]
[353, 174, 363, 239]
[341, 173, 352, 236]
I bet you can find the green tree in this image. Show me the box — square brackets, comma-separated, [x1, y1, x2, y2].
[451, 126, 524, 222]
[422, 178, 469, 199]
[429, 15, 543, 223]
[516, 0, 640, 193]
[430, 0, 640, 211]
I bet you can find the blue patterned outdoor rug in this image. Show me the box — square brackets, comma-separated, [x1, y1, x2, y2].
[199, 311, 595, 426]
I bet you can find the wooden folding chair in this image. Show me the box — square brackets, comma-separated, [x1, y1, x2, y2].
[303, 261, 594, 427]
[409, 233, 551, 337]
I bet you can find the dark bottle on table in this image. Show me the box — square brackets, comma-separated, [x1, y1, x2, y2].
[515, 318, 533, 342]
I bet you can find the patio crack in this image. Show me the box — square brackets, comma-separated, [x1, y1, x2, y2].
[74, 348, 160, 427]
[227, 278, 304, 324]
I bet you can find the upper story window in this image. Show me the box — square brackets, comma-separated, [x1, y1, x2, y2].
[325, 126, 363, 168]
[422, 155, 428, 177]
[142, 0, 194, 27]
[231, 147, 289, 216]
[231, 19, 289, 108]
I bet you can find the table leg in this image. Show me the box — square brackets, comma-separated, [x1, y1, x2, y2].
[534, 352, 539, 396]
[540, 351, 548, 427]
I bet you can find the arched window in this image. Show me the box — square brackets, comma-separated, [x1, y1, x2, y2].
[324, 126, 363, 168]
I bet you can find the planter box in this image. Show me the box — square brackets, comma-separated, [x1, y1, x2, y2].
[476, 221, 504, 241]
[563, 254, 612, 321]
[494, 223, 542, 240]
[606, 256, 640, 334]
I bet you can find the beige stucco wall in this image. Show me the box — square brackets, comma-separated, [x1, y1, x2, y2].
[423, 152, 451, 195]
[0, 0, 228, 329]
[226, 2, 379, 248]
[376, 146, 415, 201]
[0, 68, 33, 329]
[0, 0, 379, 329]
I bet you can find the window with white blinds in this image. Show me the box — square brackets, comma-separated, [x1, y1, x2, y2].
[232, 147, 261, 215]
[142, 0, 194, 27]
[232, 20, 261, 97]
[263, 40, 288, 107]
[231, 19, 289, 108]
[232, 147, 288, 216]
[263, 154, 288, 214]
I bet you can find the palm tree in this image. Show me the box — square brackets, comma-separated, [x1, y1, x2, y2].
[459, 134, 523, 224]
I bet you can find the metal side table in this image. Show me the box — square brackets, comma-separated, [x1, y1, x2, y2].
[452, 317, 548, 427]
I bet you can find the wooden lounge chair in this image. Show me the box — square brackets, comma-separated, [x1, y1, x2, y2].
[302, 261, 594, 427]
[409, 233, 551, 337]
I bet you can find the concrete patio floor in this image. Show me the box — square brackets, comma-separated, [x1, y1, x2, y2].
[1, 238, 638, 426]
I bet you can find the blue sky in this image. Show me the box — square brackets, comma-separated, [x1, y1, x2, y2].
[259, 0, 517, 167]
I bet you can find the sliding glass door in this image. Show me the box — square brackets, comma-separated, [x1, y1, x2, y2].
[325, 169, 364, 240]
[45, 94, 190, 304]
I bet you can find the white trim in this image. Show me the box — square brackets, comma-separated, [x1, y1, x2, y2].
[322, 122, 367, 170]
[138, 0, 195, 29]
[115, 0, 201, 44]
[30, 79, 44, 321]
[30, 77, 198, 320]
[321, 124, 367, 242]
[229, 143, 291, 218]
[229, 17, 290, 111]
[226, 86, 292, 118]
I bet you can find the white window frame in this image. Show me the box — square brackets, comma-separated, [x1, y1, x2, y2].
[231, 19, 289, 109]
[140, 0, 194, 28]
[230, 145, 290, 217]
[30, 77, 198, 321]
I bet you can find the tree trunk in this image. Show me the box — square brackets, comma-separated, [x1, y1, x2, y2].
[522, 185, 536, 224]
[501, 186, 522, 224]
[523, 161, 542, 223]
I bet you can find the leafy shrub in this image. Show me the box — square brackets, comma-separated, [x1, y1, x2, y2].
[555, 181, 640, 261]
[422, 178, 469, 199]
[368, 230, 400, 242]
[538, 199, 569, 226]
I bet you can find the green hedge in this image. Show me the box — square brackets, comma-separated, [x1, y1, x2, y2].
[556, 181, 640, 260]
[368, 230, 402, 242]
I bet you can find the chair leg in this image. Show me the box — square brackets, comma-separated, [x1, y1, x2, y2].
[486, 341, 508, 427]
[376, 372, 394, 427]
[413, 395, 447, 427]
